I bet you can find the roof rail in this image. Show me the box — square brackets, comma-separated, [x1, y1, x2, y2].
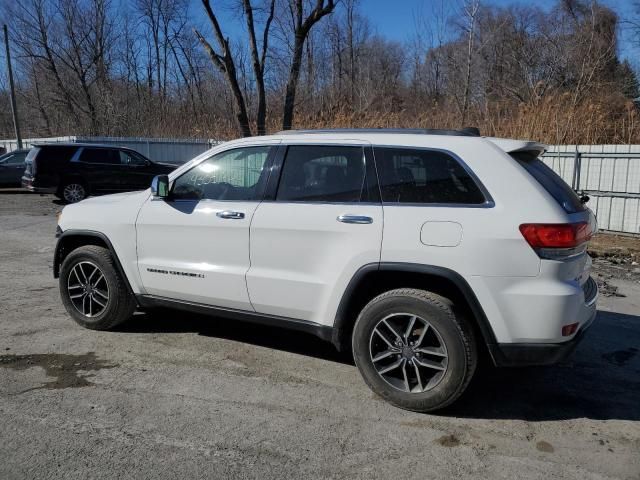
[275, 127, 481, 137]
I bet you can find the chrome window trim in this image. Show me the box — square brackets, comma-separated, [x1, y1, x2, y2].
[371, 144, 495, 209]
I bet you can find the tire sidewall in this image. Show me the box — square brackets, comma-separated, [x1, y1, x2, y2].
[353, 293, 470, 411]
[59, 248, 121, 329]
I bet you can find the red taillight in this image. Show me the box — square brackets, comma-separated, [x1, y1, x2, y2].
[562, 322, 579, 336]
[519, 222, 592, 249]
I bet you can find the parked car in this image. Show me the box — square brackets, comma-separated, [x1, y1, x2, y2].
[53, 128, 597, 412]
[21, 143, 176, 203]
[0, 148, 30, 187]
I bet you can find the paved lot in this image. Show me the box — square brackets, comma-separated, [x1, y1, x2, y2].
[1, 191, 639, 479]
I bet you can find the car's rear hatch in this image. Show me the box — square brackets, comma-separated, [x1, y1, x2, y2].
[489, 138, 596, 299]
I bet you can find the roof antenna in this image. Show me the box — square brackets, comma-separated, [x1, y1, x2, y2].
[460, 127, 480, 136]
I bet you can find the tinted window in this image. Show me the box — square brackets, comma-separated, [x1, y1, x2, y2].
[511, 152, 585, 213]
[375, 147, 485, 204]
[79, 148, 121, 164]
[36, 146, 78, 162]
[172, 146, 271, 201]
[1, 152, 26, 165]
[120, 151, 148, 166]
[276, 145, 366, 202]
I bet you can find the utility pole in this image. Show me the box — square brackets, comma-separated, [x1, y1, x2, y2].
[4, 24, 22, 149]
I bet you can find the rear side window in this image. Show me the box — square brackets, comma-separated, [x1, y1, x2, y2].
[374, 147, 486, 204]
[511, 152, 585, 213]
[276, 145, 366, 202]
[79, 148, 120, 164]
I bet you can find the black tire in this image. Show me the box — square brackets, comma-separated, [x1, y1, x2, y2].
[59, 179, 88, 203]
[59, 245, 136, 330]
[352, 288, 477, 412]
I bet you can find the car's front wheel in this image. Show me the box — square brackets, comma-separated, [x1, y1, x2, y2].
[59, 245, 136, 330]
[352, 288, 477, 412]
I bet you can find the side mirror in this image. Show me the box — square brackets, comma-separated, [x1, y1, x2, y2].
[151, 174, 170, 198]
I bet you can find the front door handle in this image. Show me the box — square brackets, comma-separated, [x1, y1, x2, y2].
[337, 214, 373, 224]
[217, 210, 245, 219]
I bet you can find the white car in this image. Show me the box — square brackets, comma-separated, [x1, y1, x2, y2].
[54, 128, 598, 412]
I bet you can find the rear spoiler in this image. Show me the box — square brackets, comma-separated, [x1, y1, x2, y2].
[485, 138, 547, 157]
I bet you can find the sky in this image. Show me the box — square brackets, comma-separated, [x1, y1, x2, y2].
[363, 0, 638, 63]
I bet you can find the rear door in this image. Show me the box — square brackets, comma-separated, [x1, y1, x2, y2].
[246, 142, 383, 326]
[76, 147, 123, 191]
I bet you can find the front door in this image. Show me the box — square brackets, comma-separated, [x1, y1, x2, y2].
[136, 144, 276, 310]
[246, 142, 383, 326]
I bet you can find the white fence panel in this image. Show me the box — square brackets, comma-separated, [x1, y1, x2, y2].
[544, 145, 640, 235]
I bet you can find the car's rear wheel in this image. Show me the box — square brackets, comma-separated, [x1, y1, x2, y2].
[352, 288, 477, 412]
[59, 245, 135, 330]
[61, 181, 87, 203]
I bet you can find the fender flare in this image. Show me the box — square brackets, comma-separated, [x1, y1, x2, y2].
[331, 262, 498, 355]
[53, 229, 134, 295]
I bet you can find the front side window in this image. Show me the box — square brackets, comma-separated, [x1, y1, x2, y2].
[79, 148, 120, 165]
[276, 145, 366, 202]
[172, 146, 271, 201]
[374, 147, 486, 204]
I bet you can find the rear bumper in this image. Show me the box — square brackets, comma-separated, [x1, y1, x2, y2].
[489, 304, 597, 366]
[21, 177, 56, 193]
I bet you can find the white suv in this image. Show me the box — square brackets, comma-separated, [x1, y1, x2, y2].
[54, 129, 598, 412]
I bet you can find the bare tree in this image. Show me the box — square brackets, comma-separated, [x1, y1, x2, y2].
[195, 0, 252, 136]
[281, 0, 335, 130]
[460, 0, 480, 125]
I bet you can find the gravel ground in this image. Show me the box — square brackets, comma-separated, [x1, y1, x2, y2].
[1, 190, 639, 480]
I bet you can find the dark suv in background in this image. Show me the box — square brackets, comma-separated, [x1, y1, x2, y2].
[22, 143, 176, 202]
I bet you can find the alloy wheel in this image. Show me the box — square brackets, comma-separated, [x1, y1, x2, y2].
[369, 313, 449, 393]
[67, 261, 109, 318]
[63, 183, 86, 203]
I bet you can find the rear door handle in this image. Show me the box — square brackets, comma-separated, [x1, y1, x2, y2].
[217, 210, 245, 219]
[337, 214, 373, 224]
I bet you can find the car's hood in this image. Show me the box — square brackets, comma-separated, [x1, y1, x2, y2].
[153, 162, 179, 169]
[78, 190, 148, 205]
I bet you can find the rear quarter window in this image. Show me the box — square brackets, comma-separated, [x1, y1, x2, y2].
[511, 151, 585, 214]
[374, 147, 486, 205]
[36, 146, 78, 163]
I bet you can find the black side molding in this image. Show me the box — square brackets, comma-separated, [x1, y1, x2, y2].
[137, 295, 334, 342]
